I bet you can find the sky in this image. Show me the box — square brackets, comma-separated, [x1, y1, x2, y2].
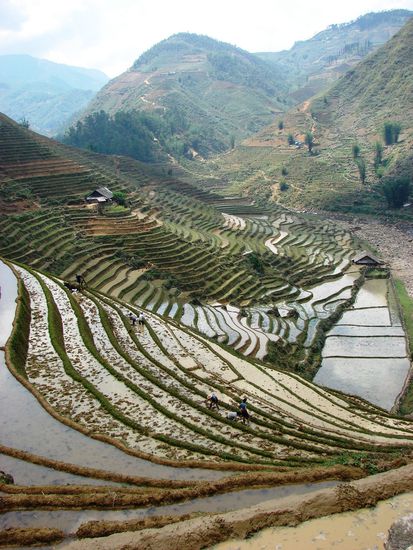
[1, 0, 413, 77]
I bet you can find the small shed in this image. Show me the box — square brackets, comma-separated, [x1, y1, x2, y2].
[86, 187, 113, 203]
[352, 251, 383, 266]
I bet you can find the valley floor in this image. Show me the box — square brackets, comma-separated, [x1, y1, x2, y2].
[321, 213, 413, 299]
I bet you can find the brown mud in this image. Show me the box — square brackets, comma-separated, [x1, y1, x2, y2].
[59, 463, 413, 550]
[0, 465, 362, 512]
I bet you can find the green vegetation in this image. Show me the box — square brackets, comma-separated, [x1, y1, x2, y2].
[6, 276, 30, 378]
[383, 121, 401, 145]
[278, 120, 284, 130]
[383, 176, 411, 208]
[394, 279, 413, 414]
[287, 133, 294, 145]
[352, 144, 360, 159]
[61, 110, 168, 162]
[305, 131, 314, 153]
[356, 158, 367, 184]
[374, 141, 383, 170]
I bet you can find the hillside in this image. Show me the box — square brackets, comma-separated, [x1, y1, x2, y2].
[1, 111, 413, 546]
[201, 16, 413, 216]
[76, 33, 289, 157]
[257, 10, 412, 103]
[0, 55, 109, 136]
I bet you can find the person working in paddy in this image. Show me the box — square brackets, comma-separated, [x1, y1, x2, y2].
[239, 397, 250, 424]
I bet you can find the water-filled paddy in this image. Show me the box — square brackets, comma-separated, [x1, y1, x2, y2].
[316, 278, 411, 410]
[337, 307, 391, 326]
[314, 357, 411, 410]
[0, 353, 225, 481]
[0, 481, 338, 533]
[322, 336, 408, 358]
[0, 260, 18, 347]
[352, 278, 388, 308]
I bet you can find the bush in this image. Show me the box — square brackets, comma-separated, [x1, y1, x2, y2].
[356, 158, 366, 184]
[383, 122, 401, 145]
[383, 176, 411, 208]
[352, 144, 360, 159]
[287, 134, 294, 145]
[280, 181, 289, 191]
[278, 120, 284, 130]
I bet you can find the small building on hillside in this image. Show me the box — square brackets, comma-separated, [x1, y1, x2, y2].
[352, 251, 383, 266]
[86, 187, 113, 204]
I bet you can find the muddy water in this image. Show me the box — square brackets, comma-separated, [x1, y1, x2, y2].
[0, 259, 18, 347]
[0, 481, 337, 534]
[314, 357, 411, 411]
[0, 354, 224, 482]
[212, 492, 413, 550]
[316, 278, 411, 411]
[0, 453, 124, 487]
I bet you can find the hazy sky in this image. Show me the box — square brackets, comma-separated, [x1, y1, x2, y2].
[1, 0, 412, 77]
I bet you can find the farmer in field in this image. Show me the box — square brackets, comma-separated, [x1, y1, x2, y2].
[239, 397, 250, 424]
[138, 312, 146, 331]
[207, 391, 219, 410]
[227, 411, 239, 422]
[128, 312, 138, 326]
[76, 274, 86, 289]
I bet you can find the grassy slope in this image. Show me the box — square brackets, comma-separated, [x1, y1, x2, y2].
[79, 33, 289, 156]
[198, 17, 413, 215]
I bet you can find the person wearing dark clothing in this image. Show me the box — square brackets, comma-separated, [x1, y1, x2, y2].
[76, 274, 85, 288]
[239, 397, 250, 424]
[128, 312, 138, 326]
[207, 392, 219, 410]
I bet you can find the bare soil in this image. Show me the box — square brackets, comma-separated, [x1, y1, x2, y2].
[322, 214, 413, 298]
[59, 463, 413, 550]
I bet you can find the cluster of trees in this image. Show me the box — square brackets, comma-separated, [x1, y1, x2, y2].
[61, 109, 203, 162]
[383, 176, 411, 208]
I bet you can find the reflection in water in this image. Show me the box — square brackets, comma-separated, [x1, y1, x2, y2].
[0, 481, 337, 534]
[0, 352, 224, 481]
[316, 278, 410, 411]
[0, 260, 18, 347]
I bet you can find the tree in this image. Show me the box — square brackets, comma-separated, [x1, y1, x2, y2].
[281, 166, 288, 176]
[383, 176, 411, 208]
[383, 122, 402, 145]
[19, 117, 30, 129]
[305, 131, 314, 153]
[352, 144, 360, 159]
[113, 191, 127, 206]
[230, 134, 235, 149]
[278, 120, 284, 130]
[287, 133, 294, 145]
[356, 158, 366, 184]
[393, 122, 401, 143]
[374, 141, 383, 170]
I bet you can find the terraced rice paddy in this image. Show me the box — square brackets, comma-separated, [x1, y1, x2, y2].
[1, 115, 413, 547]
[315, 278, 411, 410]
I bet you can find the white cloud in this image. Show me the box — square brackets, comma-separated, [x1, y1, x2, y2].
[0, 0, 412, 76]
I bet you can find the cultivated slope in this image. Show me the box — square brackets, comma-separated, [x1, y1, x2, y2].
[257, 10, 412, 103]
[79, 33, 289, 157]
[204, 17, 413, 214]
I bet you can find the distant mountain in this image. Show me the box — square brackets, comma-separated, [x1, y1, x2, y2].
[78, 33, 290, 158]
[206, 17, 413, 215]
[257, 10, 413, 103]
[0, 55, 109, 136]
